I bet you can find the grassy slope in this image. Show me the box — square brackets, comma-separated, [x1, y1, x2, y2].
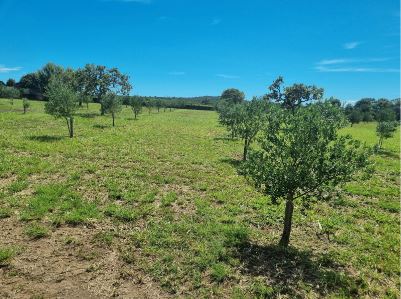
[0, 99, 399, 298]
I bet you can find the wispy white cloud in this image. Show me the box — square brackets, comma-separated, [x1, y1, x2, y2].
[0, 65, 22, 73]
[318, 57, 390, 65]
[168, 71, 186, 76]
[216, 74, 239, 79]
[315, 57, 397, 72]
[211, 18, 221, 25]
[315, 66, 399, 73]
[343, 41, 362, 49]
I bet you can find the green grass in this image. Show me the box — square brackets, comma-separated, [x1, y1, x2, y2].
[24, 223, 50, 239]
[0, 98, 399, 298]
[0, 247, 19, 267]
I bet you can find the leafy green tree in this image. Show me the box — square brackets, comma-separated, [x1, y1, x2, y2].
[218, 102, 243, 139]
[130, 96, 143, 119]
[44, 76, 79, 138]
[244, 103, 370, 247]
[221, 88, 245, 105]
[0, 86, 20, 105]
[376, 121, 398, 149]
[265, 76, 324, 112]
[236, 98, 268, 160]
[103, 93, 122, 127]
[6, 78, 16, 87]
[155, 100, 162, 113]
[18, 63, 64, 100]
[75, 64, 131, 114]
[327, 97, 342, 107]
[22, 98, 30, 114]
[348, 110, 362, 126]
[144, 100, 152, 114]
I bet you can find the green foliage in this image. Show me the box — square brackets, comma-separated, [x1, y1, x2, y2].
[102, 92, 122, 126]
[217, 102, 243, 139]
[0, 99, 398, 298]
[44, 75, 79, 137]
[265, 76, 323, 111]
[244, 103, 370, 246]
[235, 98, 268, 160]
[129, 96, 143, 119]
[348, 109, 362, 126]
[0, 86, 20, 104]
[376, 121, 398, 149]
[22, 98, 30, 113]
[220, 88, 245, 105]
[75, 64, 132, 114]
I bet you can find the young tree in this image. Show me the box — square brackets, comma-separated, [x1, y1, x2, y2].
[218, 102, 243, 139]
[376, 121, 398, 149]
[236, 98, 268, 161]
[221, 88, 245, 105]
[129, 96, 143, 119]
[145, 100, 152, 114]
[44, 76, 79, 138]
[103, 93, 122, 127]
[244, 103, 370, 247]
[155, 100, 162, 112]
[22, 98, 30, 114]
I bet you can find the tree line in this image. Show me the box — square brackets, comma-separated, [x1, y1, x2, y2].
[217, 77, 398, 247]
[0, 63, 218, 110]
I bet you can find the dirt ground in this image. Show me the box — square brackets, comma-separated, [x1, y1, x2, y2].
[0, 217, 169, 299]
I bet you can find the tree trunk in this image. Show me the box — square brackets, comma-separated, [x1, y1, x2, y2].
[243, 139, 249, 161]
[112, 113, 115, 127]
[24, 107, 26, 114]
[69, 117, 74, 138]
[279, 194, 294, 247]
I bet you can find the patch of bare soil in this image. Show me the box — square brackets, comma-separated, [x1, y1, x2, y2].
[0, 217, 169, 299]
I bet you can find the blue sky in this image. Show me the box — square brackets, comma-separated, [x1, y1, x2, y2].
[0, 0, 399, 101]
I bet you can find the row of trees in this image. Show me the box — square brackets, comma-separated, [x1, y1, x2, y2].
[217, 78, 373, 247]
[1, 64, 218, 111]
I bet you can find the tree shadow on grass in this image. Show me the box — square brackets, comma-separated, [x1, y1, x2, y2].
[375, 149, 399, 159]
[78, 112, 98, 118]
[236, 243, 362, 297]
[219, 157, 243, 169]
[93, 124, 108, 129]
[27, 135, 64, 142]
[213, 136, 237, 141]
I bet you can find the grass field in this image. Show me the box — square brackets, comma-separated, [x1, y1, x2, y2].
[0, 98, 399, 298]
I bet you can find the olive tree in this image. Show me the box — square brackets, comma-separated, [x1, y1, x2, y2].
[44, 76, 79, 138]
[236, 98, 268, 161]
[130, 96, 143, 119]
[218, 102, 243, 139]
[155, 100, 162, 113]
[244, 103, 370, 247]
[376, 121, 398, 149]
[103, 93, 122, 127]
[22, 98, 30, 114]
